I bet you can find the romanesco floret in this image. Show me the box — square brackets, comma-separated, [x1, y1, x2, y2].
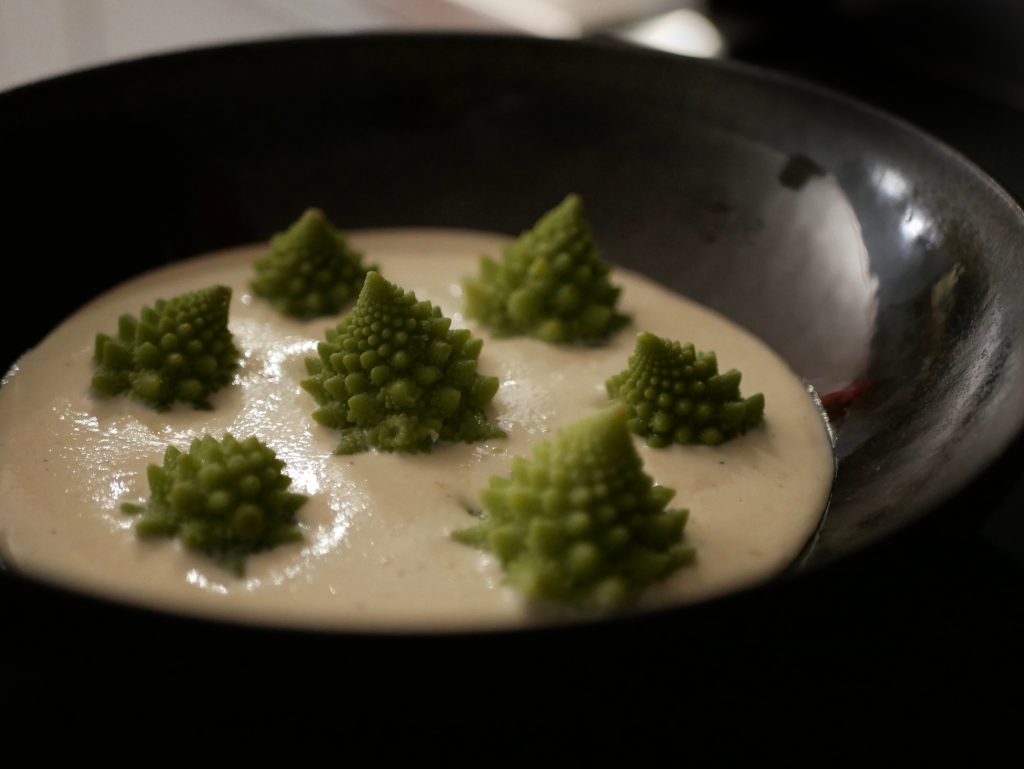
[463, 194, 629, 344]
[251, 208, 375, 319]
[122, 434, 306, 575]
[606, 331, 765, 448]
[454, 406, 694, 610]
[302, 271, 504, 454]
[91, 285, 239, 410]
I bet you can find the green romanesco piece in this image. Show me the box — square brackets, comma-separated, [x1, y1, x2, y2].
[251, 208, 375, 319]
[463, 194, 629, 344]
[91, 285, 239, 410]
[454, 406, 694, 610]
[122, 434, 306, 575]
[302, 271, 504, 454]
[606, 331, 765, 448]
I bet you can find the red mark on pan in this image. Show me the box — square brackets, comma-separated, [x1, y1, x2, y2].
[820, 380, 877, 422]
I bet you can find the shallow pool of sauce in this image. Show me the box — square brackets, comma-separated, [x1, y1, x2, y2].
[0, 230, 833, 631]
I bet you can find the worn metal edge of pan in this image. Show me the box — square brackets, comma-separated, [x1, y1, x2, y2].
[2, 33, 1023, 638]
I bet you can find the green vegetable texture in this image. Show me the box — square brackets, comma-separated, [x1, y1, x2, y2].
[455, 406, 694, 610]
[122, 434, 306, 575]
[302, 271, 504, 454]
[91, 285, 239, 410]
[463, 194, 629, 344]
[606, 331, 765, 448]
[251, 208, 375, 319]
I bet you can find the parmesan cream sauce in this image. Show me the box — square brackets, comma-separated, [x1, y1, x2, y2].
[0, 230, 833, 631]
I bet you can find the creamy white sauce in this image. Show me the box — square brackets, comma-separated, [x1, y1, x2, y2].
[0, 230, 833, 631]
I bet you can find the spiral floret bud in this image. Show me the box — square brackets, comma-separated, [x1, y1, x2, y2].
[455, 406, 693, 610]
[122, 434, 306, 575]
[463, 194, 628, 344]
[251, 208, 375, 319]
[302, 271, 504, 454]
[91, 285, 239, 410]
[606, 331, 765, 448]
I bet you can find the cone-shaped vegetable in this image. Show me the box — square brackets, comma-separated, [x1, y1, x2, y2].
[302, 271, 504, 454]
[91, 285, 239, 410]
[463, 194, 629, 344]
[454, 406, 694, 610]
[122, 434, 306, 575]
[251, 208, 375, 319]
[606, 331, 765, 448]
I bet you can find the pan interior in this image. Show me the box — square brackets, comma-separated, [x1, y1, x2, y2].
[2, 34, 1023, 585]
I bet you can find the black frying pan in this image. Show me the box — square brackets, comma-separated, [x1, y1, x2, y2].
[3, 35, 1023, 692]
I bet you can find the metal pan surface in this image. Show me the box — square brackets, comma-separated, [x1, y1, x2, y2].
[3, 34, 1023, 649]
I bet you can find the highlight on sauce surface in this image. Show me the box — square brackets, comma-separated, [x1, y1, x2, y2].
[0, 198, 834, 631]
